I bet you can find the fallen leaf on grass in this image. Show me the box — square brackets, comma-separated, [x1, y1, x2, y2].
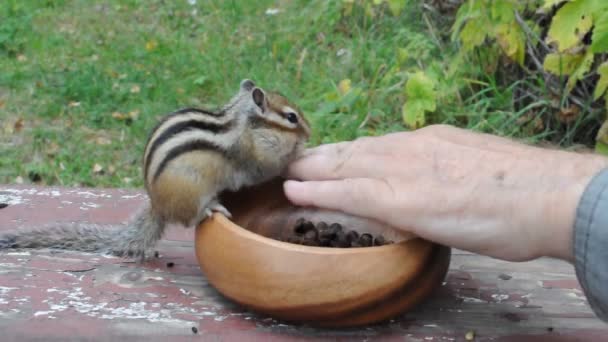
[146, 40, 158, 51]
[112, 110, 139, 122]
[92, 163, 104, 174]
[95, 136, 112, 145]
[2, 118, 24, 135]
[13, 118, 24, 133]
[556, 104, 580, 124]
[130, 85, 141, 93]
[338, 79, 351, 95]
[46, 142, 60, 156]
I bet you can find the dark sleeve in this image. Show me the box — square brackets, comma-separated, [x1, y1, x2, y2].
[574, 167, 608, 322]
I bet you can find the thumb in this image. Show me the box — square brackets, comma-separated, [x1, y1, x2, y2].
[283, 178, 392, 221]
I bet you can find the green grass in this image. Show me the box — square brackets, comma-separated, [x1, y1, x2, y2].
[0, 0, 590, 188]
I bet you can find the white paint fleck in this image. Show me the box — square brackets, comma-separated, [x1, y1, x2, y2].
[0, 192, 28, 205]
[0, 286, 19, 294]
[74, 191, 113, 199]
[491, 294, 510, 302]
[460, 296, 485, 304]
[121, 194, 142, 199]
[6, 251, 31, 256]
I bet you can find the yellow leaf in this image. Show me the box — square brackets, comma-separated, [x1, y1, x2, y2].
[566, 49, 594, 91]
[128, 110, 140, 120]
[546, 1, 593, 52]
[543, 52, 584, 75]
[145, 40, 158, 51]
[338, 79, 352, 95]
[495, 22, 526, 66]
[112, 111, 127, 120]
[594, 62, 608, 100]
[543, 0, 569, 9]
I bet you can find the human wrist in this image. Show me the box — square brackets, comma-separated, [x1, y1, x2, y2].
[537, 153, 608, 262]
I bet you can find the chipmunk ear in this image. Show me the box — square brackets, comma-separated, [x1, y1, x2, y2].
[240, 79, 256, 92]
[252, 87, 266, 110]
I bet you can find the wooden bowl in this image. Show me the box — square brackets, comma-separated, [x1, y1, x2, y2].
[195, 178, 450, 327]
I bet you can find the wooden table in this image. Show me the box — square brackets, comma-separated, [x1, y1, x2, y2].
[0, 185, 606, 341]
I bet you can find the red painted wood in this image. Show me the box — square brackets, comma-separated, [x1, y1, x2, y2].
[0, 185, 607, 341]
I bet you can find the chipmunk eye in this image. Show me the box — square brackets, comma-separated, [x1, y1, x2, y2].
[286, 112, 298, 124]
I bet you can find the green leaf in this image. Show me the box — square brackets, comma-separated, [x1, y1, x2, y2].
[451, 0, 483, 42]
[459, 17, 489, 51]
[546, 0, 593, 52]
[591, 11, 608, 53]
[543, 52, 585, 75]
[385, 0, 406, 16]
[402, 72, 436, 129]
[490, 0, 515, 23]
[594, 62, 608, 100]
[193, 76, 208, 86]
[595, 120, 608, 155]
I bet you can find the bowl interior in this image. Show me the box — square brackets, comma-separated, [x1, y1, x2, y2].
[217, 178, 415, 245]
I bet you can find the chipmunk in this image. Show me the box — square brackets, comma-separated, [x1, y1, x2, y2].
[0, 79, 311, 260]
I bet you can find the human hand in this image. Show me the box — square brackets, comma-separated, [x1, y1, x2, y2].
[284, 125, 608, 262]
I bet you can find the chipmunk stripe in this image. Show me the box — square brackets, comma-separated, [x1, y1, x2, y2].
[152, 140, 227, 181]
[144, 118, 235, 179]
[172, 107, 225, 117]
[249, 115, 295, 132]
[144, 109, 235, 171]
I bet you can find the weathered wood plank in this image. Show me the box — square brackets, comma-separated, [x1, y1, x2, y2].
[0, 185, 606, 341]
